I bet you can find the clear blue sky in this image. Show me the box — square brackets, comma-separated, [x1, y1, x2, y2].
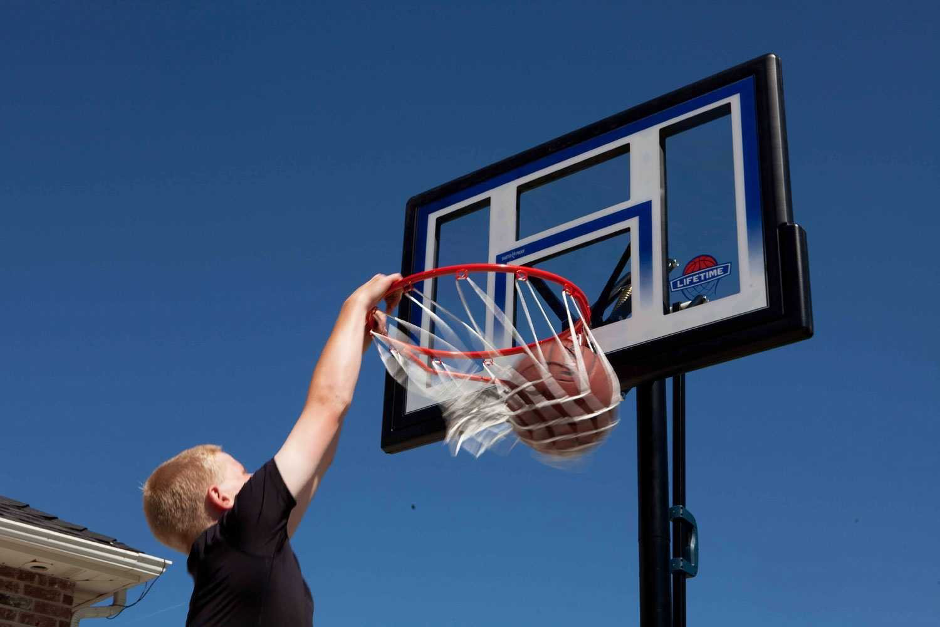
[1, 2, 936, 625]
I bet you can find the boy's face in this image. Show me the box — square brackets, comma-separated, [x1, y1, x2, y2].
[212, 452, 252, 507]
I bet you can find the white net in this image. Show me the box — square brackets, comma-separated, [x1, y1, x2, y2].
[372, 267, 622, 461]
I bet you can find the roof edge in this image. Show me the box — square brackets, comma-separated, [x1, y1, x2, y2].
[0, 517, 170, 581]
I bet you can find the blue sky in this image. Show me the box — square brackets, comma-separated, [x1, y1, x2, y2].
[1, 2, 936, 625]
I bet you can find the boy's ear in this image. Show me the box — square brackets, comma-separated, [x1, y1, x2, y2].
[207, 485, 235, 512]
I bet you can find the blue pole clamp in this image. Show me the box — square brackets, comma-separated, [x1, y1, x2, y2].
[669, 505, 698, 578]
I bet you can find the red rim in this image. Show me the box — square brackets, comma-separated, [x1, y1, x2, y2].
[376, 263, 591, 361]
[385, 339, 504, 383]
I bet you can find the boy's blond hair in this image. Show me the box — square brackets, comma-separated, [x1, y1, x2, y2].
[143, 444, 223, 553]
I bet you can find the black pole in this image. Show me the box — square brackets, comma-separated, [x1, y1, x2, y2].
[671, 374, 687, 627]
[636, 379, 672, 627]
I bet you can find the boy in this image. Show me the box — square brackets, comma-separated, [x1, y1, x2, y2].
[142, 273, 401, 626]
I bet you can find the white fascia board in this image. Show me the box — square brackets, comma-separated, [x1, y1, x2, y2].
[0, 517, 170, 581]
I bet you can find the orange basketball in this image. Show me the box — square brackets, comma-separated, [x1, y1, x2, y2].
[506, 340, 618, 456]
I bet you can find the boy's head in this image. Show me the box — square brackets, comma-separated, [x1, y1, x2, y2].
[143, 444, 252, 554]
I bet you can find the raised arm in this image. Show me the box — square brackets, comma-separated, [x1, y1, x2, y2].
[275, 273, 401, 536]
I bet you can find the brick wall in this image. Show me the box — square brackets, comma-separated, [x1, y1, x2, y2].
[0, 565, 73, 627]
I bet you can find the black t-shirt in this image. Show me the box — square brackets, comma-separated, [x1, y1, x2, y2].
[186, 459, 313, 626]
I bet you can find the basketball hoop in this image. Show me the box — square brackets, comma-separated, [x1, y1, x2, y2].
[371, 264, 622, 461]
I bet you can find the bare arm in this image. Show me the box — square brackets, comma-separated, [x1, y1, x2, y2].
[274, 273, 401, 537]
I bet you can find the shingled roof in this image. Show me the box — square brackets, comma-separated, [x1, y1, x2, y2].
[0, 495, 142, 553]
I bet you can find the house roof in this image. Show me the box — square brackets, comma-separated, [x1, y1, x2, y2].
[0, 495, 142, 553]
[0, 494, 169, 609]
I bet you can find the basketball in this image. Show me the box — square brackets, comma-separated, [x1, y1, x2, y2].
[683, 254, 717, 275]
[506, 339, 618, 456]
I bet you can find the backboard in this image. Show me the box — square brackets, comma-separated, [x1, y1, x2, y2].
[382, 54, 812, 453]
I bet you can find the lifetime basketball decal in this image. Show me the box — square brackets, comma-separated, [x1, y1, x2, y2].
[670, 254, 732, 301]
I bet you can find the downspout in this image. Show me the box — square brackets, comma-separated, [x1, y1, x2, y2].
[70, 589, 127, 627]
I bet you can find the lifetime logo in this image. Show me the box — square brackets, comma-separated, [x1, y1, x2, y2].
[669, 260, 732, 292]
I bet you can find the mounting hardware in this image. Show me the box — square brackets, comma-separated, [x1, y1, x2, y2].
[670, 505, 698, 577]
